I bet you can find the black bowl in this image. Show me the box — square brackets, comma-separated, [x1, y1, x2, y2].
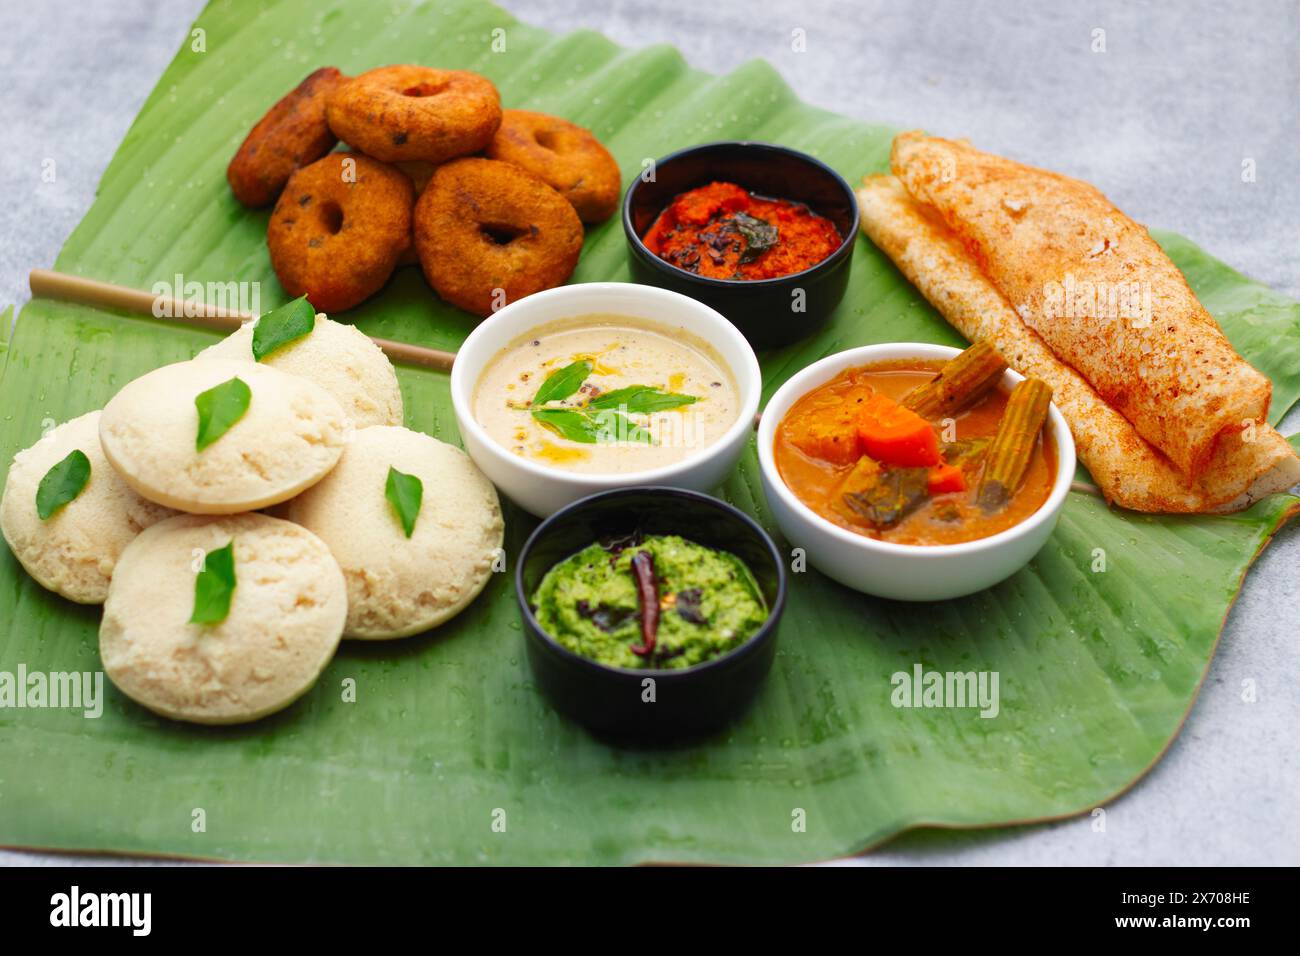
[622, 141, 859, 350]
[515, 487, 786, 742]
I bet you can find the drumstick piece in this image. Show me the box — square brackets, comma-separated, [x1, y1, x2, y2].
[28, 268, 457, 372]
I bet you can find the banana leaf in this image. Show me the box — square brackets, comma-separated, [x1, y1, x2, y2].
[0, 0, 1297, 865]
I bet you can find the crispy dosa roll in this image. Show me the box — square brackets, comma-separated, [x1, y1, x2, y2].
[889, 131, 1271, 480]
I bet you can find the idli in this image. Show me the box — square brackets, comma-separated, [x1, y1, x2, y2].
[0, 411, 175, 603]
[100, 512, 346, 724]
[197, 312, 404, 428]
[281, 425, 503, 639]
[100, 358, 347, 514]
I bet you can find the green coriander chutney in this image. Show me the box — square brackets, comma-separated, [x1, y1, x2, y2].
[531, 534, 768, 670]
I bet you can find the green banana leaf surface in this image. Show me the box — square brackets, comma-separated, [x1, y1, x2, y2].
[1, 0, 1297, 865]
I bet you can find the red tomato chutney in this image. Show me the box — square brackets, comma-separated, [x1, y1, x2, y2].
[641, 181, 843, 281]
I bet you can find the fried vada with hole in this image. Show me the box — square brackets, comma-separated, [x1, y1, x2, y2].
[413, 157, 584, 317]
[486, 109, 621, 223]
[326, 65, 501, 164]
[267, 152, 415, 313]
[227, 67, 349, 208]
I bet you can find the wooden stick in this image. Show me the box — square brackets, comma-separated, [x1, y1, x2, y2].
[19, 270, 1121, 501]
[28, 268, 457, 372]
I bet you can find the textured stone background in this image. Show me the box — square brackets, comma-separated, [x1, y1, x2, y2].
[1, 0, 1296, 866]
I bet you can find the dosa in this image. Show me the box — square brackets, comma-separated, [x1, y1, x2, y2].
[890, 131, 1271, 481]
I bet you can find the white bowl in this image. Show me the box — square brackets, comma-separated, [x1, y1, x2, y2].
[450, 283, 762, 517]
[756, 342, 1076, 601]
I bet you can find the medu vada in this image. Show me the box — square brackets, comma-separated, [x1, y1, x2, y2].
[267, 152, 414, 313]
[413, 158, 583, 318]
[485, 110, 621, 223]
[326, 65, 501, 164]
[227, 67, 349, 208]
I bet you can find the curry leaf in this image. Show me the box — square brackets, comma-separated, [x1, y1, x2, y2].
[842, 467, 930, 526]
[195, 376, 251, 451]
[576, 600, 636, 634]
[385, 466, 424, 538]
[531, 407, 657, 445]
[733, 211, 778, 263]
[588, 386, 698, 414]
[531, 360, 591, 406]
[941, 438, 990, 467]
[35, 449, 91, 520]
[251, 296, 315, 361]
[589, 409, 655, 444]
[531, 408, 600, 443]
[190, 540, 237, 625]
[675, 588, 708, 625]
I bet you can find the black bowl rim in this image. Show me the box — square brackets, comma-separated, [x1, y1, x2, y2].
[621, 139, 861, 290]
[515, 485, 787, 680]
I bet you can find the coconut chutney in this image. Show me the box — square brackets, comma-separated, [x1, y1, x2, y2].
[472, 314, 740, 474]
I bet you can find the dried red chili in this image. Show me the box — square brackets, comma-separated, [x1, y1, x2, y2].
[628, 549, 660, 658]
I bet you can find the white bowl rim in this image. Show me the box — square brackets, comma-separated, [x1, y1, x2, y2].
[756, 342, 1077, 559]
[450, 282, 762, 488]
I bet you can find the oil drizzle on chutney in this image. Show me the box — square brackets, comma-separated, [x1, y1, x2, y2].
[642, 181, 842, 280]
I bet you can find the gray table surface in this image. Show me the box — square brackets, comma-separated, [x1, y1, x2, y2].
[1, 0, 1296, 866]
